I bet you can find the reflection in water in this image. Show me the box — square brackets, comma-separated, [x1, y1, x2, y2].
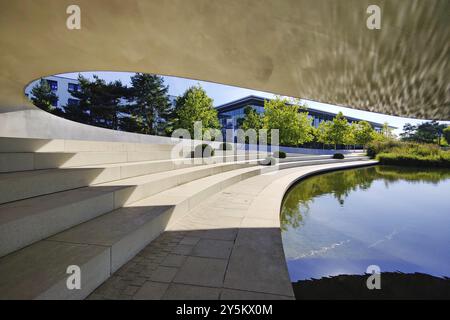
[281, 166, 450, 284]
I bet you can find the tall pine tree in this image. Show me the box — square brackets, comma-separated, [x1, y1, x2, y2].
[30, 79, 59, 113]
[66, 75, 127, 129]
[127, 73, 171, 135]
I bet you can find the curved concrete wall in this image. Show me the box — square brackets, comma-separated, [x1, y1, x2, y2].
[0, 0, 448, 142]
[0, 108, 179, 143]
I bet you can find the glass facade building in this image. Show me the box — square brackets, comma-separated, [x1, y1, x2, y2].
[216, 95, 389, 141]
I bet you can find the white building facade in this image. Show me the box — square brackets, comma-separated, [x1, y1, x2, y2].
[25, 75, 80, 109]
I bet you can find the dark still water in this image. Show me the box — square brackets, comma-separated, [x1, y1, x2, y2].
[281, 166, 450, 282]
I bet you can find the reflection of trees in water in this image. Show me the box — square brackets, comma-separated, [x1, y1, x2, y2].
[280, 166, 450, 230]
[374, 166, 450, 185]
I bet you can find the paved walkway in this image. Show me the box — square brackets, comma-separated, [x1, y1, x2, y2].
[88, 160, 376, 300]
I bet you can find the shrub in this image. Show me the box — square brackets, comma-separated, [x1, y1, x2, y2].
[219, 142, 233, 151]
[372, 141, 450, 168]
[273, 151, 287, 159]
[366, 139, 402, 158]
[259, 156, 277, 166]
[191, 143, 215, 158]
[333, 153, 345, 159]
[377, 152, 450, 168]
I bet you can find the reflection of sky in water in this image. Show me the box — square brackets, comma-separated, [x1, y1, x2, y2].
[281, 167, 450, 282]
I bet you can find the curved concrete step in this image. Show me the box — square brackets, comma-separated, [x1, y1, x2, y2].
[0, 161, 257, 257]
[0, 137, 176, 153]
[0, 166, 265, 299]
[278, 156, 370, 167]
[0, 150, 261, 173]
[0, 137, 265, 155]
[279, 154, 367, 163]
[279, 155, 332, 163]
[0, 157, 371, 299]
[0, 167, 111, 204]
[0, 240, 110, 300]
[0, 152, 127, 173]
[0, 149, 185, 172]
[0, 153, 265, 203]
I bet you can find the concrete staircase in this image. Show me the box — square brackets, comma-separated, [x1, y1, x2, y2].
[0, 137, 369, 299]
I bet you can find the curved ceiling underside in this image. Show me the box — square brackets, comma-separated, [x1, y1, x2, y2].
[0, 0, 449, 119]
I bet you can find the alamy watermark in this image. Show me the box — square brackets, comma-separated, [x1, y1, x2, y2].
[366, 265, 381, 290]
[366, 5, 381, 30]
[66, 5, 81, 30]
[66, 265, 81, 290]
[169, 121, 280, 167]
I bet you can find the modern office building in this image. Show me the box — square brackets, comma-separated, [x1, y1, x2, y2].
[24, 75, 81, 109]
[216, 95, 392, 141]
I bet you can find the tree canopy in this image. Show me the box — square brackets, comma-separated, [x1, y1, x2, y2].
[400, 120, 447, 145]
[328, 112, 349, 149]
[353, 121, 374, 147]
[262, 97, 313, 146]
[30, 79, 59, 113]
[240, 106, 263, 132]
[66, 75, 128, 130]
[170, 85, 220, 137]
[127, 73, 171, 135]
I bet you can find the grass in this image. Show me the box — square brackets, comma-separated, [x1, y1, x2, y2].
[367, 140, 450, 168]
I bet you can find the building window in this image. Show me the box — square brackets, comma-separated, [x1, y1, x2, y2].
[46, 80, 58, 91]
[68, 98, 80, 106]
[68, 83, 79, 92]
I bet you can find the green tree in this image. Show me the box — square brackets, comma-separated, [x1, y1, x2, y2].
[381, 122, 394, 139]
[64, 75, 92, 124]
[443, 126, 450, 145]
[67, 75, 127, 130]
[128, 73, 171, 135]
[400, 123, 417, 141]
[30, 79, 59, 113]
[344, 123, 356, 148]
[353, 121, 374, 147]
[262, 97, 313, 146]
[316, 121, 332, 148]
[171, 85, 220, 136]
[328, 112, 349, 149]
[401, 121, 447, 144]
[240, 106, 263, 131]
[118, 115, 146, 134]
[236, 106, 264, 144]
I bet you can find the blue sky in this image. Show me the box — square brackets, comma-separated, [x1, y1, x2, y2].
[60, 71, 449, 135]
